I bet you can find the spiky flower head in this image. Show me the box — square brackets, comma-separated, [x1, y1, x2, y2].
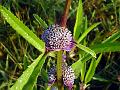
[62, 55, 75, 89]
[62, 66, 75, 90]
[48, 65, 56, 86]
[41, 24, 74, 51]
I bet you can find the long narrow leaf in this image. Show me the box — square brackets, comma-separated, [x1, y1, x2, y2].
[73, 0, 83, 40]
[95, 53, 102, 67]
[80, 61, 86, 82]
[102, 31, 120, 43]
[10, 54, 47, 90]
[84, 54, 102, 84]
[72, 42, 120, 78]
[84, 58, 96, 84]
[22, 55, 47, 90]
[33, 14, 48, 29]
[91, 42, 120, 53]
[77, 22, 100, 43]
[72, 58, 82, 78]
[92, 76, 109, 82]
[76, 44, 96, 58]
[0, 5, 45, 53]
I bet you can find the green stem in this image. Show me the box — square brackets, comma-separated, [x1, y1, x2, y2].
[57, 51, 64, 90]
[57, 0, 71, 89]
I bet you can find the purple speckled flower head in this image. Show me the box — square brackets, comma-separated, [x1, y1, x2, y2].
[41, 24, 74, 51]
[62, 54, 75, 90]
[48, 65, 56, 86]
[62, 66, 75, 90]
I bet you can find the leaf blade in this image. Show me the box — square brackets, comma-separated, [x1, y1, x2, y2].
[91, 42, 120, 53]
[77, 22, 100, 43]
[72, 42, 120, 78]
[102, 31, 120, 43]
[73, 0, 83, 40]
[33, 14, 48, 29]
[84, 58, 96, 84]
[71, 58, 82, 78]
[0, 5, 45, 53]
[76, 44, 96, 58]
[10, 54, 47, 90]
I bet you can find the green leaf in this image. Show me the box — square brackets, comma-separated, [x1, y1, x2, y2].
[76, 44, 96, 58]
[92, 76, 109, 82]
[72, 58, 82, 78]
[102, 31, 120, 43]
[95, 53, 102, 67]
[0, 5, 45, 53]
[10, 54, 47, 90]
[77, 22, 100, 43]
[80, 61, 86, 82]
[33, 14, 48, 29]
[72, 42, 120, 78]
[84, 16, 88, 31]
[84, 54, 102, 84]
[71, 54, 91, 78]
[73, 0, 83, 40]
[91, 42, 120, 53]
[84, 58, 96, 84]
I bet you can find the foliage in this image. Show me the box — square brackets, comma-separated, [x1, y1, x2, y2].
[0, 0, 120, 90]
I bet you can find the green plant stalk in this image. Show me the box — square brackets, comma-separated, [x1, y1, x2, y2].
[57, 0, 71, 89]
[57, 51, 64, 90]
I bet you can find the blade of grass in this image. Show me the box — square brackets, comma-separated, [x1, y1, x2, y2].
[102, 31, 120, 43]
[92, 76, 109, 82]
[77, 22, 100, 43]
[0, 5, 45, 53]
[73, 0, 83, 40]
[1, 42, 22, 69]
[33, 14, 48, 29]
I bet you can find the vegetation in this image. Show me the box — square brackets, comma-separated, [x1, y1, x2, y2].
[0, 0, 120, 90]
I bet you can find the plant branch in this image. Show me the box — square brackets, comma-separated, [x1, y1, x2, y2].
[57, 51, 64, 90]
[60, 0, 71, 27]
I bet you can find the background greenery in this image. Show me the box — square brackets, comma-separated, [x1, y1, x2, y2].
[0, 0, 120, 90]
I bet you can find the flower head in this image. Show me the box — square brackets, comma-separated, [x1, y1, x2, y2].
[62, 66, 75, 90]
[41, 24, 74, 51]
[62, 54, 75, 90]
[48, 65, 56, 86]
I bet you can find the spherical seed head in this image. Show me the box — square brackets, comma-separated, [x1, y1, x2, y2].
[62, 66, 75, 89]
[41, 24, 74, 51]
